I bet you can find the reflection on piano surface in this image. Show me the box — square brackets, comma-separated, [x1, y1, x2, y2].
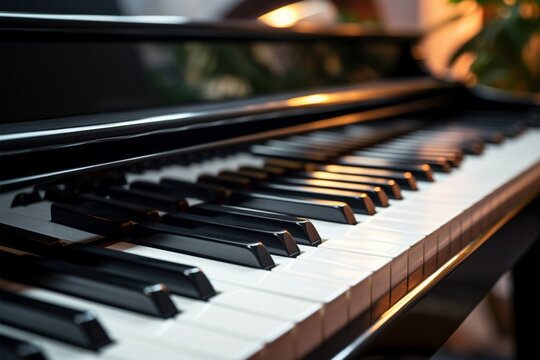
[0, 12, 539, 360]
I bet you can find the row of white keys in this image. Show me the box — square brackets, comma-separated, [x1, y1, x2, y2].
[0, 323, 206, 360]
[1, 200, 382, 356]
[1, 282, 267, 360]
[110, 241, 350, 342]
[0, 204, 323, 358]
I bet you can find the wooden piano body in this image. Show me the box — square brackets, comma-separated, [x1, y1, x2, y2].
[0, 13, 538, 360]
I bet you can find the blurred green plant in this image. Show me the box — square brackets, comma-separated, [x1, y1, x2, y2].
[448, 0, 540, 93]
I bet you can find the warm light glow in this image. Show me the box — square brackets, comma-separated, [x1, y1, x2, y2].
[258, 0, 337, 28]
[286, 94, 331, 106]
[259, 5, 301, 28]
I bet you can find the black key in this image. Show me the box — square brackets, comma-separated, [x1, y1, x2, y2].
[265, 158, 306, 171]
[313, 164, 418, 190]
[337, 156, 434, 181]
[220, 169, 269, 182]
[132, 222, 275, 270]
[274, 177, 389, 207]
[254, 182, 376, 215]
[373, 143, 464, 164]
[0, 223, 65, 254]
[50, 202, 133, 237]
[243, 165, 286, 176]
[251, 145, 330, 162]
[0, 334, 47, 360]
[296, 170, 403, 199]
[41, 185, 78, 205]
[60, 245, 216, 300]
[10, 190, 42, 208]
[263, 140, 342, 157]
[190, 203, 321, 246]
[228, 190, 356, 224]
[108, 187, 188, 213]
[352, 151, 452, 172]
[197, 174, 251, 190]
[139, 179, 227, 202]
[78, 194, 161, 222]
[163, 212, 300, 257]
[0, 290, 112, 351]
[0, 253, 178, 319]
[365, 147, 462, 167]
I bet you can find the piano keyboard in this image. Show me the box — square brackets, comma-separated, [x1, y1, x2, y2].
[1, 118, 539, 360]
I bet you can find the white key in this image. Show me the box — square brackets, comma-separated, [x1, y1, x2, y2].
[319, 236, 408, 308]
[109, 242, 349, 339]
[209, 280, 323, 358]
[341, 225, 425, 290]
[271, 255, 371, 321]
[12, 286, 266, 360]
[0, 324, 205, 360]
[295, 245, 391, 324]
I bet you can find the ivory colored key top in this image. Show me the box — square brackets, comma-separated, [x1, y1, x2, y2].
[208, 280, 323, 358]
[8, 287, 267, 360]
[318, 236, 408, 312]
[358, 217, 438, 279]
[343, 226, 426, 291]
[0, 324, 206, 360]
[270, 256, 371, 322]
[293, 245, 391, 324]
[109, 242, 350, 339]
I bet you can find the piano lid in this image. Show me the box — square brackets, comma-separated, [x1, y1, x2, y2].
[0, 12, 454, 190]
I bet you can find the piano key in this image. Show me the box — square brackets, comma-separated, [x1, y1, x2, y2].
[251, 144, 331, 162]
[208, 280, 323, 357]
[3, 286, 266, 360]
[0, 290, 112, 351]
[0, 253, 179, 319]
[313, 164, 418, 190]
[163, 212, 301, 257]
[296, 170, 403, 199]
[0, 333, 47, 360]
[0, 223, 65, 255]
[337, 155, 434, 181]
[31, 284, 294, 360]
[59, 245, 217, 300]
[169, 296, 295, 360]
[361, 147, 462, 167]
[110, 242, 350, 339]
[220, 169, 269, 181]
[371, 142, 464, 160]
[198, 173, 251, 190]
[190, 203, 322, 246]
[9, 190, 42, 208]
[228, 190, 357, 224]
[262, 139, 342, 157]
[254, 182, 377, 215]
[293, 245, 391, 322]
[78, 193, 161, 222]
[131, 179, 227, 203]
[357, 218, 441, 276]
[273, 177, 389, 207]
[132, 222, 276, 269]
[269, 255, 371, 322]
[107, 186, 188, 213]
[352, 150, 452, 172]
[0, 208, 103, 244]
[310, 226, 410, 307]
[251, 165, 287, 176]
[50, 202, 133, 237]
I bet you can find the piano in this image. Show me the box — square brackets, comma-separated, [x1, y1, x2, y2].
[0, 11, 538, 360]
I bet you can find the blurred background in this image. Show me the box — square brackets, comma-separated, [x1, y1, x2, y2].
[2, 0, 538, 96]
